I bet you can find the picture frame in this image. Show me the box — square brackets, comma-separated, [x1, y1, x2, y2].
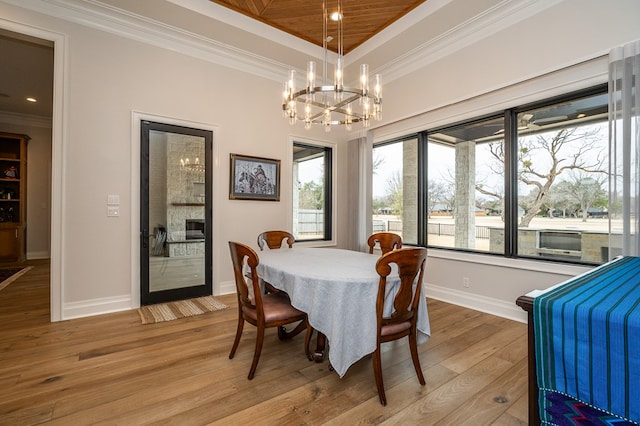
[229, 153, 281, 201]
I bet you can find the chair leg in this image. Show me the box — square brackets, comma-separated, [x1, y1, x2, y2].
[304, 323, 314, 361]
[409, 329, 426, 385]
[229, 314, 244, 359]
[372, 347, 387, 406]
[248, 323, 265, 380]
[278, 319, 307, 341]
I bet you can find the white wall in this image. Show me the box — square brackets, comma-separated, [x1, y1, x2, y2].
[1, 0, 639, 321]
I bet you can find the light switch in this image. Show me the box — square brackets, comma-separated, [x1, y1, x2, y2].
[107, 206, 120, 217]
[107, 194, 120, 205]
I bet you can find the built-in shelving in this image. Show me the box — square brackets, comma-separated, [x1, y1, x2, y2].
[0, 132, 29, 261]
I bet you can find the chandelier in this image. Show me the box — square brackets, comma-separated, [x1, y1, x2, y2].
[282, 0, 382, 132]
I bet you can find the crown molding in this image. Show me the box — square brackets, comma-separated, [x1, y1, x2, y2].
[0, 110, 52, 128]
[166, 0, 324, 59]
[1, 0, 564, 85]
[2, 0, 292, 81]
[378, 0, 564, 82]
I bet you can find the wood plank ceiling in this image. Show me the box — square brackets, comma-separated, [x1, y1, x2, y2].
[208, 0, 427, 54]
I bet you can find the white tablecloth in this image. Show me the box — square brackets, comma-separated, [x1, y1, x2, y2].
[256, 247, 431, 377]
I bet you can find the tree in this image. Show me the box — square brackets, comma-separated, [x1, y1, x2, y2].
[386, 170, 403, 216]
[547, 180, 577, 217]
[372, 153, 385, 176]
[298, 180, 323, 209]
[565, 175, 607, 222]
[427, 181, 448, 217]
[487, 126, 606, 227]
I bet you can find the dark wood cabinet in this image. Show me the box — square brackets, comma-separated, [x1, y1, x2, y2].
[0, 132, 29, 262]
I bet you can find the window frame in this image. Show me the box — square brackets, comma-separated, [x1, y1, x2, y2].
[372, 83, 609, 265]
[290, 137, 336, 245]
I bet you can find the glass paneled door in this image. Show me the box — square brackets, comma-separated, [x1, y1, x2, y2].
[140, 121, 212, 305]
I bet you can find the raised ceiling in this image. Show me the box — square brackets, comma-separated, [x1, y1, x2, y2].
[208, 0, 427, 54]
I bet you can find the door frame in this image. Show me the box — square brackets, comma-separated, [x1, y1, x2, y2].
[131, 112, 217, 308]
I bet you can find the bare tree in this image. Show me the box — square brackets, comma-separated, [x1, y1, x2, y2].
[547, 180, 577, 217]
[386, 170, 403, 216]
[427, 181, 447, 218]
[487, 127, 606, 227]
[565, 174, 607, 222]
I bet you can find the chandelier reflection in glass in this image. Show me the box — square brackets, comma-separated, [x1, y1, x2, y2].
[179, 157, 205, 173]
[282, 0, 382, 132]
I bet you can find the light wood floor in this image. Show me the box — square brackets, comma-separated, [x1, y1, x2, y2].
[0, 260, 529, 425]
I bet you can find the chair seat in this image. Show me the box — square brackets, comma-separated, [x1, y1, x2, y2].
[381, 321, 411, 337]
[242, 292, 305, 323]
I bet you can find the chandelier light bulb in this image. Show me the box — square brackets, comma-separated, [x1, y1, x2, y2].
[360, 64, 369, 95]
[335, 58, 343, 92]
[288, 70, 296, 94]
[346, 104, 353, 131]
[374, 74, 382, 99]
[307, 61, 316, 93]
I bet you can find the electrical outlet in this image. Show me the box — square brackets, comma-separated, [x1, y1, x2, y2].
[463, 277, 470, 288]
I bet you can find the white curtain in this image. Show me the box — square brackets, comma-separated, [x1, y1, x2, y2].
[345, 136, 372, 251]
[609, 40, 640, 257]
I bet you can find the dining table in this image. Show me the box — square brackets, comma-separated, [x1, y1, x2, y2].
[255, 246, 431, 378]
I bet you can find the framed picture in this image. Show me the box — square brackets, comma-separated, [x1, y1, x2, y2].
[229, 153, 281, 201]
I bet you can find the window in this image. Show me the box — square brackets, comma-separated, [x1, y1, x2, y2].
[372, 85, 609, 264]
[427, 116, 505, 253]
[372, 137, 418, 244]
[292, 142, 333, 241]
[514, 91, 609, 262]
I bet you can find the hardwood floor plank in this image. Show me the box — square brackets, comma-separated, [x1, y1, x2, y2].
[0, 261, 531, 425]
[439, 320, 526, 374]
[437, 358, 528, 425]
[380, 356, 516, 425]
[326, 364, 459, 425]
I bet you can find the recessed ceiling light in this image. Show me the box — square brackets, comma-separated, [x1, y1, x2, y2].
[330, 12, 341, 21]
[26, 97, 37, 103]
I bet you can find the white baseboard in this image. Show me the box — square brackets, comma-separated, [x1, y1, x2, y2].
[27, 250, 50, 260]
[63, 295, 132, 320]
[58, 282, 527, 323]
[425, 283, 528, 323]
[217, 280, 236, 296]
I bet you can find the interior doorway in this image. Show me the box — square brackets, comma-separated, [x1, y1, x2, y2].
[140, 120, 213, 305]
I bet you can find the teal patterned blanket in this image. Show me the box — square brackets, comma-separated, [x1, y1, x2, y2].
[533, 256, 640, 424]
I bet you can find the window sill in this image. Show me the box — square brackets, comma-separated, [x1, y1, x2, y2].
[427, 248, 593, 276]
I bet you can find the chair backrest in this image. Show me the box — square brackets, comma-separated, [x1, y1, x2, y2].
[257, 230, 295, 251]
[375, 247, 427, 328]
[368, 232, 402, 254]
[228, 241, 264, 314]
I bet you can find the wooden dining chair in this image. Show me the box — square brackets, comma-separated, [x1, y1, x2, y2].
[228, 241, 308, 380]
[367, 232, 402, 255]
[257, 230, 295, 251]
[373, 247, 428, 405]
[256, 230, 295, 294]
